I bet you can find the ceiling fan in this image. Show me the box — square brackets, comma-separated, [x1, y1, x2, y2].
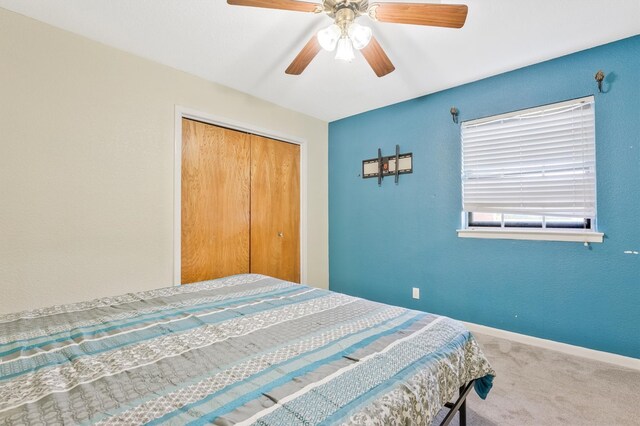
[227, 0, 468, 77]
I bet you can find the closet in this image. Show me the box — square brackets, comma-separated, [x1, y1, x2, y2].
[181, 118, 300, 285]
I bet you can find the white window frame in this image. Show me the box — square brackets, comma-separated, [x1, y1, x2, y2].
[457, 97, 604, 243]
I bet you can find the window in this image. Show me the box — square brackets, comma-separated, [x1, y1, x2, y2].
[458, 96, 603, 243]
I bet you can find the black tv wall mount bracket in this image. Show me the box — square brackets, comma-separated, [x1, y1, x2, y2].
[362, 145, 413, 186]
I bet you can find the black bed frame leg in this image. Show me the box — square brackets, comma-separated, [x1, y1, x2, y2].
[459, 385, 467, 426]
[439, 380, 474, 426]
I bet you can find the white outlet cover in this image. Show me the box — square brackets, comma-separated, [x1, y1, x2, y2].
[412, 288, 420, 299]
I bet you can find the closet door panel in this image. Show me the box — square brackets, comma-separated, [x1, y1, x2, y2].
[250, 135, 300, 283]
[181, 119, 250, 284]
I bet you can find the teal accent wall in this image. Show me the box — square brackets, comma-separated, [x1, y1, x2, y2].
[329, 36, 640, 358]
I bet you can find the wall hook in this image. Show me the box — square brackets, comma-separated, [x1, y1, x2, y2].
[595, 70, 605, 93]
[450, 107, 459, 124]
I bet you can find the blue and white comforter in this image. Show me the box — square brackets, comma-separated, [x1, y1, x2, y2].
[0, 274, 494, 425]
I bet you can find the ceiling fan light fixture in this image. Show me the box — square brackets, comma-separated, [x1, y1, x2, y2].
[348, 22, 372, 50]
[335, 36, 355, 62]
[228, 0, 470, 78]
[317, 24, 341, 51]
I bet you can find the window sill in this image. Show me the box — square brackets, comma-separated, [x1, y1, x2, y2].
[457, 228, 604, 243]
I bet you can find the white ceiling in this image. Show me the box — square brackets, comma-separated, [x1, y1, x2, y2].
[1, 0, 638, 121]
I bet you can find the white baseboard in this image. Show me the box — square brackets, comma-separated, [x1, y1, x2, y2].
[462, 321, 640, 371]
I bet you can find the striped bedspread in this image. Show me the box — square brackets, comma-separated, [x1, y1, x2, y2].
[0, 274, 494, 425]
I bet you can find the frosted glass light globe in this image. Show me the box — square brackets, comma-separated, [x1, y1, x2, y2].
[335, 36, 355, 62]
[348, 23, 372, 50]
[317, 24, 341, 51]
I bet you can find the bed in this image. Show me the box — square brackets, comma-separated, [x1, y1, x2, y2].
[0, 274, 494, 425]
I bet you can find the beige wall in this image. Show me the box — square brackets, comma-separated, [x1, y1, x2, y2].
[0, 8, 329, 314]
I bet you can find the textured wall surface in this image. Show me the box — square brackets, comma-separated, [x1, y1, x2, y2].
[0, 8, 329, 314]
[329, 36, 640, 358]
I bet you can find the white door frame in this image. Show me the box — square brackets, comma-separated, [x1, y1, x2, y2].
[173, 105, 308, 286]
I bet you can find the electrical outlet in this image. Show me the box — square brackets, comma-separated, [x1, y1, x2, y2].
[412, 287, 420, 299]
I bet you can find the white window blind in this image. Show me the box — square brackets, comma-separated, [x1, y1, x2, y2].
[461, 97, 596, 218]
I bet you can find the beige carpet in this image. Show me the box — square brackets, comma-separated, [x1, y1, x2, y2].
[435, 333, 640, 425]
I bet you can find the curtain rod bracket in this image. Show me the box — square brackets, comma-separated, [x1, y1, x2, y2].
[595, 70, 605, 93]
[450, 107, 459, 124]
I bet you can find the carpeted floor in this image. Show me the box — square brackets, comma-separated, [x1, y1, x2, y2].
[435, 333, 640, 425]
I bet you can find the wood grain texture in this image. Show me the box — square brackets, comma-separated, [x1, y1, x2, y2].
[227, 0, 318, 13]
[181, 119, 251, 284]
[361, 36, 395, 77]
[250, 135, 300, 283]
[373, 3, 468, 28]
[285, 36, 322, 75]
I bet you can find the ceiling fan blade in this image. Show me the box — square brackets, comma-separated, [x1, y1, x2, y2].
[227, 0, 319, 13]
[285, 36, 321, 75]
[361, 37, 395, 77]
[371, 3, 468, 28]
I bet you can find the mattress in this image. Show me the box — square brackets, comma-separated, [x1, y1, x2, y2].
[0, 274, 494, 425]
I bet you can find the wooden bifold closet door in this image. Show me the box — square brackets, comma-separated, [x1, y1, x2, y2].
[181, 118, 300, 285]
[250, 134, 300, 283]
[181, 119, 251, 284]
